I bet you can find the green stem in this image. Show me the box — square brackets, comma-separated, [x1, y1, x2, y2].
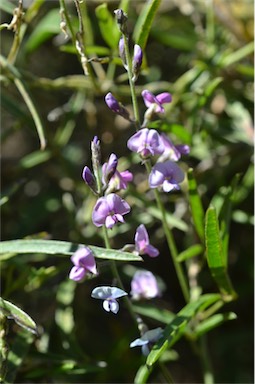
[122, 33, 140, 129]
[102, 226, 140, 325]
[159, 361, 174, 383]
[199, 335, 215, 384]
[144, 161, 190, 303]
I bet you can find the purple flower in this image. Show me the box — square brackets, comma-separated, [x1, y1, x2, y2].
[130, 327, 163, 355]
[149, 161, 185, 192]
[102, 153, 118, 185]
[127, 128, 164, 159]
[142, 90, 172, 114]
[107, 169, 133, 192]
[119, 37, 127, 69]
[158, 133, 190, 162]
[132, 44, 143, 82]
[135, 224, 159, 257]
[82, 166, 97, 192]
[92, 193, 130, 229]
[69, 247, 97, 281]
[130, 270, 160, 300]
[105, 93, 130, 120]
[91, 286, 128, 314]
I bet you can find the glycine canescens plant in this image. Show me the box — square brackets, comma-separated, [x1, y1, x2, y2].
[1, 1, 253, 383]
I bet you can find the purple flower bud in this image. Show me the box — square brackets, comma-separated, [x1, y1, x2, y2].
[127, 128, 164, 159]
[105, 93, 130, 120]
[132, 44, 143, 82]
[91, 286, 128, 314]
[158, 133, 190, 163]
[91, 136, 101, 176]
[135, 224, 159, 257]
[106, 169, 133, 193]
[92, 193, 130, 229]
[130, 327, 163, 355]
[149, 161, 185, 192]
[142, 90, 172, 114]
[130, 270, 160, 300]
[102, 153, 118, 185]
[69, 247, 97, 281]
[82, 166, 97, 192]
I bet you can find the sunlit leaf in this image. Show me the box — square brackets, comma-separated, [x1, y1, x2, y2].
[134, 364, 151, 384]
[146, 294, 221, 366]
[177, 244, 204, 262]
[95, 3, 120, 49]
[187, 169, 205, 242]
[0, 239, 143, 262]
[0, 298, 38, 335]
[195, 312, 237, 337]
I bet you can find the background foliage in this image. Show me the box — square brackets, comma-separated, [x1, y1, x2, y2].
[1, 0, 254, 383]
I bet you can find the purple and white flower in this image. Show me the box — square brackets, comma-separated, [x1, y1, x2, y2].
[158, 133, 190, 162]
[149, 161, 185, 192]
[127, 128, 164, 159]
[130, 327, 163, 355]
[130, 270, 160, 300]
[135, 224, 159, 257]
[91, 286, 128, 314]
[92, 193, 130, 229]
[69, 247, 97, 281]
[142, 90, 172, 114]
[105, 93, 130, 120]
[132, 44, 143, 82]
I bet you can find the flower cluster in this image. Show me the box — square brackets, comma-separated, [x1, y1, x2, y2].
[68, 21, 190, 357]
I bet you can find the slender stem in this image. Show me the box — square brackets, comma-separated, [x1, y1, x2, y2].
[122, 33, 140, 129]
[144, 161, 190, 303]
[159, 361, 174, 384]
[199, 335, 215, 384]
[102, 226, 140, 325]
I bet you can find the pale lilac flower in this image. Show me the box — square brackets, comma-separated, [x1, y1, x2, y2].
[107, 169, 133, 192]
[119, 37, 127, 69]
[130, 270, 160, 300]
[92, 193, 130, 229]
[102, 153, 118, 185]
[135, 224, 159, 257]
[69, 247, 97, 281]
[127, 128, 164, 159]
[91, 286, 128, 314]
[105, 93, 130, 120]
[130, 327, 163, 355]
[158, 133, 190, 162]
[132, 44, 143, 82]
[149, 161, 185, 192]
[142, 90, 172, 114]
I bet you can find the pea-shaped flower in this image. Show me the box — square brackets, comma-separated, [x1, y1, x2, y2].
[135, 224, 159, 257]
[149, 161, 185, 192]
[127, 128, 164, 159]
[91, 286, 128, 314]
[130, 270, 160, 300]
[92, 193, 130, 229]
[69, 247, 97, 281]
[159, 133, 190, 163]
[130, 327, 163, 356]
[142, 90, 172, 114]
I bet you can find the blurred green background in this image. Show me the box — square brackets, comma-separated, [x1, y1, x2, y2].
[1, 0, 254, 382]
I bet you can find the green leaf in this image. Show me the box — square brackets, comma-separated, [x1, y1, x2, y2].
[195, 312, 237, 337]
[95, 3, 120, 49]
[133, 0, 161, 49]
[146, 294, 221, 367]
[0, 298, 38, 335]
[134, 364, 152, 384]
[133, 303, 175, 324]
[187, 169, 205, 242]
[219, 41, 254, 68]
[25, 9, 61, 53]
[0, 0, 15, 14]
[0, 239, 143, 262]
[205, 207, 237, 299]
[177, 244, 204, 262]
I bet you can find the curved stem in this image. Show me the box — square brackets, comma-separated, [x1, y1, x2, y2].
[102, 226, 140, 325]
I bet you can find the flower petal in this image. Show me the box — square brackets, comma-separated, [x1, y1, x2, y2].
[69, 266, 86, 281]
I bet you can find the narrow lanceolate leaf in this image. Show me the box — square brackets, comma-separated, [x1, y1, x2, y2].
[95, 3, 120, 49]
[132, 0, 161, 49]
[146, 294, 221, 367]
[205, 207, 237, 300]
[0, 298, 38, 335]
[194, 312, 237, 337]
[187, 169, 205, 242]
[177, 244, 204, 262]
[0, 239, 143, 262]
[134, 364, 152, 384]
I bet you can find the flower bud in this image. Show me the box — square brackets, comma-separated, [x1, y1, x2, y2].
[132, 44, 143, 82]
[114, 9, 128, 35]
[102, 153, 118, 185]
[105, 93, 130, 121]
[82, 166, 97, 194]
[119, 37, 127, 70]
